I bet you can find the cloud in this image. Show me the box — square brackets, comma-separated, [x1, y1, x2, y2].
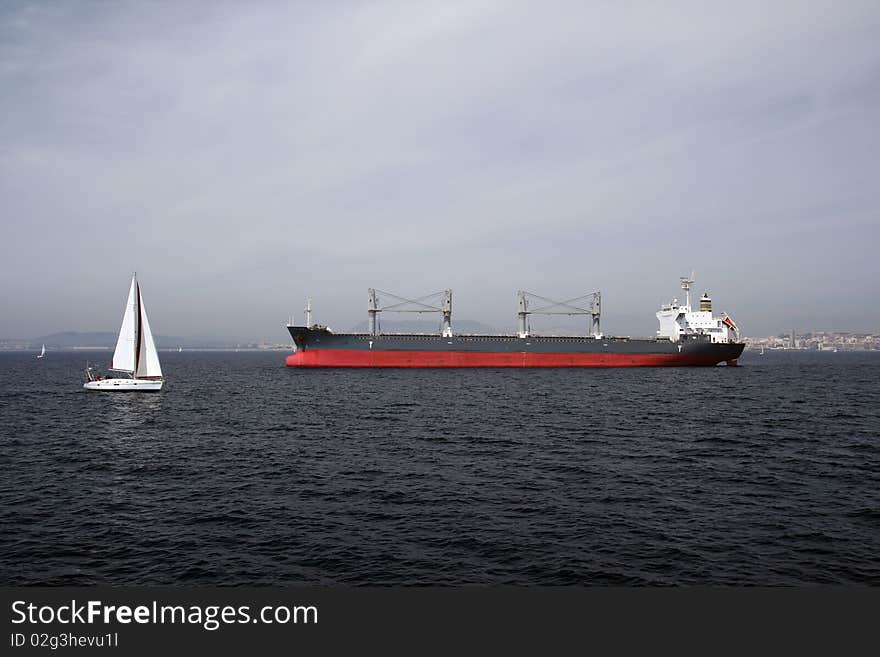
[2, 0, 879, 338]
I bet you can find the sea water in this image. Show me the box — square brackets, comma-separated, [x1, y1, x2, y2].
[1, 349, 877, 584]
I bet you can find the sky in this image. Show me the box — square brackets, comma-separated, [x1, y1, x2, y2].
[2, 0, 879, 341]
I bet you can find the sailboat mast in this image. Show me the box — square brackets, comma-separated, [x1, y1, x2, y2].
[134, 274, 141, 379]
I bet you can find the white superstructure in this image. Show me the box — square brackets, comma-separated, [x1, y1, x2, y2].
[656, 275, 740, 343]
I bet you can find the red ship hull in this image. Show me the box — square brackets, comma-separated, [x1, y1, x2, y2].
[285, 349, 736, 368]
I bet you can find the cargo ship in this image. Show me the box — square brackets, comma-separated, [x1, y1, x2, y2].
[285, 276, 744, 368]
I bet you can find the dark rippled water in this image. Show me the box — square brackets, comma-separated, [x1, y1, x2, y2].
[1, 349, 878, 585]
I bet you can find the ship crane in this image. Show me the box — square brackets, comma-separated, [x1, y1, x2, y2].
[368, 288, 453, 337]
[516, 290, 601, 339]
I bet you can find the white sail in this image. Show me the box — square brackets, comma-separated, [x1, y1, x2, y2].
[135, 284, 163, 378]
[39, 344, 45, 357]
[111, 276, 138, 372]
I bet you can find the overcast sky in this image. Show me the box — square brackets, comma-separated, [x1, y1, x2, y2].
[2, 0, 879, 340]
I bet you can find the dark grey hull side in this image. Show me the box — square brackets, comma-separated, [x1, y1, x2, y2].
[287, 326, 745, 360]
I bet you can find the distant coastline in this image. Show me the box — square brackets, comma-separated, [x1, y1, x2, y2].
[3, 328, 878, 352]
[745, 330, 879, 351]
[0, 331, 292, 351]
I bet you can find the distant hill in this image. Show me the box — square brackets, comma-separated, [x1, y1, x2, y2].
[32, 332, 118, 348]
[347, 319, 503, 334]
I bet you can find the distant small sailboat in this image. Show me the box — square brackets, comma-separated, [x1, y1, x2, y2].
[178, 347, 182, 353]
[760, 345, 764, 355]
[37, 344, 46, 359]
[84, 274, 164, 392]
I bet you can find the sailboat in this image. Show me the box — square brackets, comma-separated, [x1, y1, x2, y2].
[84, 274, 164, 391]
[37, 344, 46, 359]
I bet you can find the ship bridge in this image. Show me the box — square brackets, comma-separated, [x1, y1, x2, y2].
[656, 276, 740, 343]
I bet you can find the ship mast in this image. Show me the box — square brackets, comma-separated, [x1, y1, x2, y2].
[368, 289, 378, 336]
[441, 289, 452, 338]
[679, 272, 695, 311]
[517, 291, 529, 338]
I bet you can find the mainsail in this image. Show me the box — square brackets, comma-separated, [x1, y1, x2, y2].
[111, 275, 162, 378]
[111, 277, 138, 372]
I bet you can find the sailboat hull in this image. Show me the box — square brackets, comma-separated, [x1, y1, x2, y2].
[83, 378, 163, 391]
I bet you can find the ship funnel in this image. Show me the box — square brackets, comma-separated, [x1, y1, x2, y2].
[699, 292, 712, 313]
